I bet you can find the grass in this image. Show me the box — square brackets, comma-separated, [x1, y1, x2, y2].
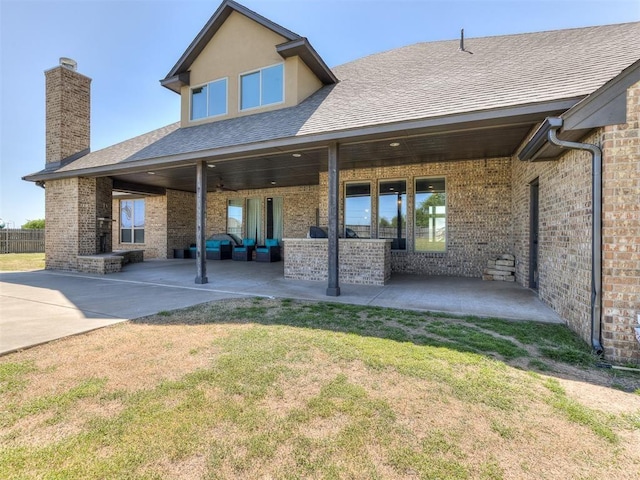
[542, 378, 618, 443]
[414, 238, 446, 252]
[0, 252, 45, 271]
[1, 298, 639, 479]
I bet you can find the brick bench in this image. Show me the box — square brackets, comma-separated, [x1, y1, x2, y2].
[77, 250, 144, 274]
[112, 249, 144, 264]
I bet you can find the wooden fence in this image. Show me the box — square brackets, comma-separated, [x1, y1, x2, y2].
[0, 229, 45, 254]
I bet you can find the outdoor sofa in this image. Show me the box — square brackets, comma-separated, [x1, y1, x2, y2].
[189, 239, 232, 260]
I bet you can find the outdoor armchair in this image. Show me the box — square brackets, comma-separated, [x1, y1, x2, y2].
[232, 238, 256, 261]
[255, 238, 280, 262]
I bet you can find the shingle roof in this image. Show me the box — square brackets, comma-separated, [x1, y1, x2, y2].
[56, 123, 180, 172]
[35, 21, 640, 177]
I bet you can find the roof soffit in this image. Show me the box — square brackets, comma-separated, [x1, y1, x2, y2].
[24, 98, 573, 184]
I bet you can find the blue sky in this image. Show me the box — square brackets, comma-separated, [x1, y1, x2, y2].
[1, 0, 638, 227]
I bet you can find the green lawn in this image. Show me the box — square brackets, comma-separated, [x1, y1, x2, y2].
[1, 299, 639, 479]
[0, 252, 45, 271]
[414, 238, 446, 252]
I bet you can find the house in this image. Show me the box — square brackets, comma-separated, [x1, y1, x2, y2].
[24, 0, 640, 362]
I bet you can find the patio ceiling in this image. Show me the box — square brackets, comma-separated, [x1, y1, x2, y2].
[109, 109, 557, 194]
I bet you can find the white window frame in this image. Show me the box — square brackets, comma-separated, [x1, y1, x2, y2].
[238, 62, 285, 112]
[189, 77, 228, 121]
[120, 198, 145, 244]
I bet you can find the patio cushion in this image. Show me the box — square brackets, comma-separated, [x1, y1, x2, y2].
[256, 238, 281, 262]
[205, 240, 221, 249]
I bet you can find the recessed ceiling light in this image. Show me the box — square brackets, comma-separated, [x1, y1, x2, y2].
[389, 187, 395, 191]
[389, 142, 400, 147]
[271, 181, 277, 185]
[428, 185, 434, 189]
[207, 164, 216, 168]
[292, 153, 302, 158]
[147, 171, 155, 175]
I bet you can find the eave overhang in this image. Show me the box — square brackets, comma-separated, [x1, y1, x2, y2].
[160, 72, 191, 94]
[276, 38, 338, 85]
[23, 97, 578, 184]
[518, 59, 640, 162]
[517, 117, 563, 162]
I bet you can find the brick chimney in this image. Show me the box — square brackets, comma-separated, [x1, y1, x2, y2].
[45, 58, 91, 167]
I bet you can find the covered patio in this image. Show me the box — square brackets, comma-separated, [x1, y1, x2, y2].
[99, 102, 567, 293]
[102, 259, 561, 323]
[0, 255, 561, 355]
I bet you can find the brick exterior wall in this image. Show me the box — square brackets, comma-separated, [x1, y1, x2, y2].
[284, 238, 392, 285]
[96, 178, 113, 253]
[111, 186, 317, 260]
[45, 65, 90, 164]
[601, 80, 640, 363]
[318, 158, 512, 277]
[167, 189, 197, 257]
[512, 82, 640, 363]
[512, 133, 596, 341]
[112, 189, 197, 259]
[44, 62, 98, 271]
[112, 194, 164, 259]
[206, 185, 319, 240]
[45, 177, 112, 271]
[77, 256, 123, 274]
[45, 178, 81, 270]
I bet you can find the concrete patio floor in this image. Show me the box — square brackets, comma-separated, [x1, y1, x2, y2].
[0, 258, 562, 355]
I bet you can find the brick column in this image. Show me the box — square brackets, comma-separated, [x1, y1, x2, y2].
[45, 178, 81, 271]
[45, 177, 112, 271]
[601, 80, 640, 363]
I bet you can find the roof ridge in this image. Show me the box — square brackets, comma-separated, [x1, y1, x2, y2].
[460, 20, 640, 41]
[332, 21, 640, 70]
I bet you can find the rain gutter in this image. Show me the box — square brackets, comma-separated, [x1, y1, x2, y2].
[520, 117, 603, 354]
[24, 98, 579, 183]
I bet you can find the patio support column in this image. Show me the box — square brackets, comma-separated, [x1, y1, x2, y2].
[326, 142, 340, 296]
[195, 160, 208, 284]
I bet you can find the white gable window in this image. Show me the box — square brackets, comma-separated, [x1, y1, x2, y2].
[240, 63, 284, 111]
[190, 78, 227, 121]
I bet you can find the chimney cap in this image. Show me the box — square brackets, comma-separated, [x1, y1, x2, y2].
[59, 57, 77, 70]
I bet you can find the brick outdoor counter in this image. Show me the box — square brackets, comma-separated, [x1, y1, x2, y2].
[282, 238, 392, 286]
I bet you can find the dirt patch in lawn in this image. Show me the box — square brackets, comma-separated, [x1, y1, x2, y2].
[2, 298, 639, 479]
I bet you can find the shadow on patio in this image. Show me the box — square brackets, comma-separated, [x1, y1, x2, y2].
[0, 257, 562, 355]
[115, 258, 563, 323]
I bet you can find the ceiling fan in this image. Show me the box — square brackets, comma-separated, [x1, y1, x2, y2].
[215, 178, 237, 193]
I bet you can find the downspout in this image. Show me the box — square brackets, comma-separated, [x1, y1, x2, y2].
[547, 119, 604, 355]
